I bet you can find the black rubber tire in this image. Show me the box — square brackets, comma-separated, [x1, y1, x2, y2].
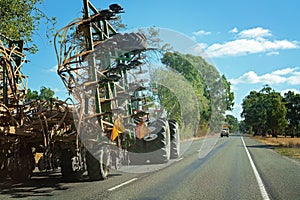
[127, 137, 146, 153]
[86, 146, 109, 181]
[168, 120, 180, 159]
[0, 150, 7, 180]
[7, 146, 34, 182]
[144, 118, 171, 164]
[37, 156, 46, 171]
[127, 139, 147, 165]
[60, 149, 82, 181]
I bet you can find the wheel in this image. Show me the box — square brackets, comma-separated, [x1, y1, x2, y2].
[127, 139, 147, 165]
[144, 118, 171, 164]
[0, 150, 7, 180]
[37, 156, 46, 171]
[60, 149, 82, 181]
[7, 146, 35, 182]
[168, 120, 180, 159]
[86, 146, 110, 181]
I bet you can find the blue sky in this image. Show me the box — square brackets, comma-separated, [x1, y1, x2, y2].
[26, 0, 300, 120]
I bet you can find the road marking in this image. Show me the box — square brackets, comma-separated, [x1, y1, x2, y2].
[107, 178, 138, 192]
[176, 157, 184, 162]
[241, 137, 270, 200]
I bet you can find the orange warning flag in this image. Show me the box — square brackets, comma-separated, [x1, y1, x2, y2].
[136, 120, 150, 139]
[110, 117, 125, 141]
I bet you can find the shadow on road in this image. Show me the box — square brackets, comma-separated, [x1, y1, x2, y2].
[0, 172, 67, 198]
[0, 170, 122, 198]
[246, 144, 275, 149]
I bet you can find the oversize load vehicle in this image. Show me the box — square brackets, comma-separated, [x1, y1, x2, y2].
[220, 125, 229, 137]
[0, 0, 180, 182]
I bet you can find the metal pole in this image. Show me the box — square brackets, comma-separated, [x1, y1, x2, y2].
[3, 65, 8, 105]
[83, 0, 101, 114]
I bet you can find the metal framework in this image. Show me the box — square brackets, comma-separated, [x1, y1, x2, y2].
[0, 0, 155, 182]
[54, 0, 149, 144]
[0, 34, 27, 129]
[0, 33, 77, 181]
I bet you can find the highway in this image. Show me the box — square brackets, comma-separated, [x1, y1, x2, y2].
[0, 136, 299, 200]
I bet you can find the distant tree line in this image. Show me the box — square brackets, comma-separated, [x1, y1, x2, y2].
[25, 86, 56, 102]
[225, 114, 239, 133]
[240, 85, 300, 137]
[154, 52, 234, 137]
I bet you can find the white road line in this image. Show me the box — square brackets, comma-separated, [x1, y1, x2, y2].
[107, 178, 138, 192]
[176, 157, 184, 162]
[241, 137, 270, 200]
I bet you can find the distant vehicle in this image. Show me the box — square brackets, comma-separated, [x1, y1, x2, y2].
[220, 125, 229, 137]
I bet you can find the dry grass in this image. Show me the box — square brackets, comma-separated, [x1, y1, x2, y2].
[252, 136, 300, 160]
[275, 148, 300, 159]
[253, 136, 300, 148]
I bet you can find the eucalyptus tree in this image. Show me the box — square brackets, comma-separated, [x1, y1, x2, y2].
[25, 86, 56, 102]
[158, 52, 234, 135]
[283, 91, 300, 137]
[225, 114, 239, 133]
[0, 0, 56, 53]
[241, 91, 267, 135]
[241, 86, 287, 136]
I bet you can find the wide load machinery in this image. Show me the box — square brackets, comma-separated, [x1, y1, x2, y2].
[0, 0, 180, 182]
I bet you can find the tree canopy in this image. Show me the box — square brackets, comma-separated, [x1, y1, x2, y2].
[155, 51, 234, 136]
[283, 91, 300, 137]
[241, 86, 287, 136]
[0, 0, 56, 53]
[225, 114, 239, 133]
[25, 86, 55, 102]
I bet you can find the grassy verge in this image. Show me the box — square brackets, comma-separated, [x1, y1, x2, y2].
[275, 148, 300, 159]
[252, 136, 300, 160]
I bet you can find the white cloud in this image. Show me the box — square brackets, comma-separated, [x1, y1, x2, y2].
[230, 84, 238, 91]
[272, 67, 297, 75]
[260, 73, 287, 84]
[204, 38, 299, 57]
[190, 36, 197, 42]
[193, 27, 299, 58]
[238, 27, 272, 38]
[229, 27, 238, 33]
[230, 67, 300, 86]
[287, 73, 300, 85]
[193, 30, 211, 36]
[52, 88, 62, 93]
[49, 65, 57, 72]
[266, 51, 279, 56]
[205, 39, 262, 57]
[229, 71, 286, 85]
[229, 71, 259, 84]
[193, 43, 208, 53]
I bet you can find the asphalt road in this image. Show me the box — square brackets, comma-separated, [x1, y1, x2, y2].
[0, 136, 299, 200]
